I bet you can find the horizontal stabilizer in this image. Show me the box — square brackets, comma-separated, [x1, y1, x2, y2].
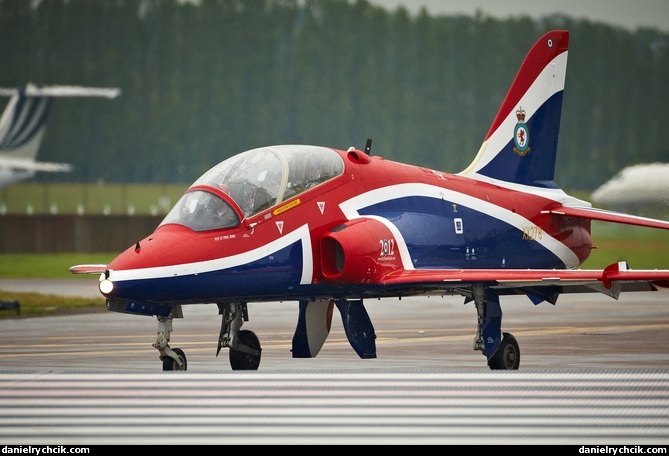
[0, 157, 71, 172]
[0, 84, 121, 99]
[545, 206, 669, 230]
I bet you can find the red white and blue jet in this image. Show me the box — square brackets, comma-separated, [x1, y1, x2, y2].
[72, 30, 669, 371]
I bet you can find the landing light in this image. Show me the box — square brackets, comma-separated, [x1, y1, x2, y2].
[99, 279, 114, 294]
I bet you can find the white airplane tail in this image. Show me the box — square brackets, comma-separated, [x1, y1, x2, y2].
[0, 83, 120, 188]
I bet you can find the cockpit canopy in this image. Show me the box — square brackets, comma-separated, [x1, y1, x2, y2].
[160, 145, 345, 232]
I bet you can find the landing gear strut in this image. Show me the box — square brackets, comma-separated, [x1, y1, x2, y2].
[217, 302, 262, 370]
[154, 314, 187, 371]
[471, 284, 520, 370]
[152, 302, 261, 371]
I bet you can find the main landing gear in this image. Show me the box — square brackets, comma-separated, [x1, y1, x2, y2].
[216, 302, 262, 370]
[471, 284, 520, 370]
[153, 302, 262, 371]
[153, 289, 520, 371]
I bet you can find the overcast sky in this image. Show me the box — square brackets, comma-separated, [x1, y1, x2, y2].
[366, 0, 669, 33]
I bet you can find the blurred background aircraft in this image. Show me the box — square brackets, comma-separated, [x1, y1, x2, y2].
[0, 84, 120, 189]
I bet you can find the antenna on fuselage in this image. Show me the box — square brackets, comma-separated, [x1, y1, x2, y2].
[364, 138, 372, 155]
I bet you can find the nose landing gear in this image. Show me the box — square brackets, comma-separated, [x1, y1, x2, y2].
[154, 315, 188, 371]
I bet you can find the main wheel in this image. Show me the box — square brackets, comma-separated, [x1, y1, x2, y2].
[229, 330, 262, 370]
[162, 347, 187, 371]
[488, 332, 520, 370]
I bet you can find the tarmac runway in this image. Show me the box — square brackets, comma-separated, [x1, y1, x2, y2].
[0, 279, 668, 445]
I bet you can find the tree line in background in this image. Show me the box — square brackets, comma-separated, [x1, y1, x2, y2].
[1, 0, 668, 190]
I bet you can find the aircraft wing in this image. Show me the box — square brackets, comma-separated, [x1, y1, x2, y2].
[545, 206, 669, 230]
[381, 261, 669, 301]
[0, 157, 72, 172]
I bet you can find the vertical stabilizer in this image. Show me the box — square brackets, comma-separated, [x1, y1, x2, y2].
[459, 30, 569, 188]
[0, 87, 52, 161]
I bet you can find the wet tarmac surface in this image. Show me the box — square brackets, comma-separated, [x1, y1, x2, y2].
[0, 279, 668, 444]
[1, 278, 668, 371]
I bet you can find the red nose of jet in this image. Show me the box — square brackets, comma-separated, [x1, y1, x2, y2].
[107, 224, 208, 271]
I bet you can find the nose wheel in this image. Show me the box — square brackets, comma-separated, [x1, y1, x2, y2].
[162, 347, 187, 371]
[154, 315, 188, 371]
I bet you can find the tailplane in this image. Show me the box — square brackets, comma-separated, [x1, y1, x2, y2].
[459, 30, 569, 188]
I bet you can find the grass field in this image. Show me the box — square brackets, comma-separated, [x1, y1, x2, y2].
[0, 290, 105, 317]
[580, 221, 669, 269]
[0, 253, 112, 318]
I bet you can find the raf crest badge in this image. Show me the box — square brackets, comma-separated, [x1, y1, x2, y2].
[513, 107, 530, 156]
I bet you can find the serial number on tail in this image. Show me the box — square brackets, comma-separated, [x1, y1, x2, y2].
[522, 226, 543, 240]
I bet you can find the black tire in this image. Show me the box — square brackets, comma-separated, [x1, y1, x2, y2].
[488, 332, 520, 370]
[162, 347, 187, 371]
[229, 330, 262, 370]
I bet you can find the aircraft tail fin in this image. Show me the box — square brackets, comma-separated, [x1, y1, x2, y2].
[459, 30, 569, 188]
[0, 86, 53, 162]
